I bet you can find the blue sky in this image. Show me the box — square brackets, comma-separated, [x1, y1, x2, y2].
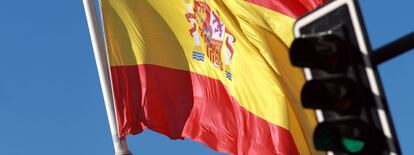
[0, 0, 412, 154]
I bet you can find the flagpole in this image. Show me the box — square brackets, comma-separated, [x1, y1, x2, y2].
[83, 0, 132, 154]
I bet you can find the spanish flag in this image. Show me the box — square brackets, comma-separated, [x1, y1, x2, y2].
[100, 0, 325, 154]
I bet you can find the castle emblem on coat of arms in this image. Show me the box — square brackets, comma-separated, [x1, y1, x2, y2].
[185, 0, 235, 80]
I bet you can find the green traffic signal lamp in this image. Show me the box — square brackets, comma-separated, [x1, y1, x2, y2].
[289, 34, 352, 73]
[313, 119, 386, 154]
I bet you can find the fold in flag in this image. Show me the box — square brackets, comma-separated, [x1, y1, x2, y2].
[100, 0, 325, 154]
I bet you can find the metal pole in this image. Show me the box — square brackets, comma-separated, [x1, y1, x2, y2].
[373, 32, 414, 65]
[83, 0, 132, 154]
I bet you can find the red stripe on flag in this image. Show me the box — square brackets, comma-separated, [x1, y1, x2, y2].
[110, 64, 299, 155]
[246, 0, 325, 18]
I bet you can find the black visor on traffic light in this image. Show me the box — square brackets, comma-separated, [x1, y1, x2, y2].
[301, 77, 365, 115]
[290, 34, 352, 73]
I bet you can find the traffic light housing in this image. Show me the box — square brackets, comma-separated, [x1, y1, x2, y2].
[291, 32, 386, 154]
[289, 0, 400, 154]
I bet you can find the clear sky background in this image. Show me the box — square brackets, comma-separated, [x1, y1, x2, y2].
[0, 0, 412, 155]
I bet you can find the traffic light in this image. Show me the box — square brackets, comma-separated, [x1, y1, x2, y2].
[289, 0, 400, 154]
[291, 32, 386, 154]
